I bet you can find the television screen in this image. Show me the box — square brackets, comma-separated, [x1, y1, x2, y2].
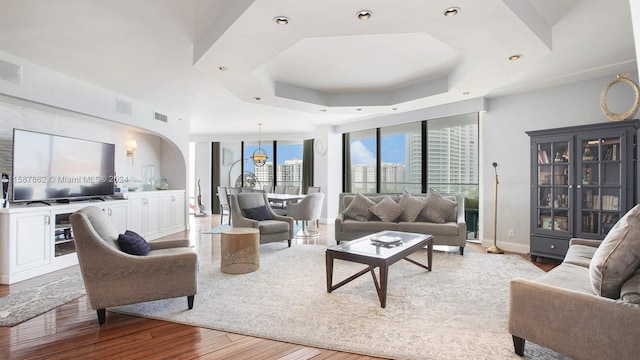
[12, 129, 116, 203]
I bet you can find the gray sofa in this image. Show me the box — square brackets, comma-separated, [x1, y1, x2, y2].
[335, 192, 467, 254]
[509, 237, 640, 359]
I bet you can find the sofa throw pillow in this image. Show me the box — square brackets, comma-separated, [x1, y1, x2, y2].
[398, 191, 425, 222]
[118, 230, 151, 256]
[243, 205, 273, 221]
[369, 196, 404, 222]
[343, 193, 376, 221]
[589, 204, 640, 299]
[420, 190, 457, 223]
[620, 269, 640, 304]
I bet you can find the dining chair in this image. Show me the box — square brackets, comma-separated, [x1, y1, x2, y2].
[217, 186, 230, 225]
[286, 193, 324, 239]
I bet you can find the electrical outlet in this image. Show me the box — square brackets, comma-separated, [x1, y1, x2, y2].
[508, 229, 515, 238]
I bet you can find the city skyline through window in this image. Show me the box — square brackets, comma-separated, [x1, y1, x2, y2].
[348, 114, 478, 201]
[245, 142, 303, 190]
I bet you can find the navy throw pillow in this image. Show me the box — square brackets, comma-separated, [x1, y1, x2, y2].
[243, 205, 273, 221]
[118, 230, 151, 256]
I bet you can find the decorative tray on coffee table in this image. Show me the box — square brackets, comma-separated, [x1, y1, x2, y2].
[370, 235, 403, 247]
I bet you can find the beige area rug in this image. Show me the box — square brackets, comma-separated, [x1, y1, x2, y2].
[0, 274, 86, 326]
[112, 243, 570, 359]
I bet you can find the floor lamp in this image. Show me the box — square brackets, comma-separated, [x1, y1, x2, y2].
[487, 162, 504, 254]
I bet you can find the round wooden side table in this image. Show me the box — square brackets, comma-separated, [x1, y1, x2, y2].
[220, 227, 260, 274]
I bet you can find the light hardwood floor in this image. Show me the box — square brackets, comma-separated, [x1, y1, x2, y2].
[0, 214, 558, 360]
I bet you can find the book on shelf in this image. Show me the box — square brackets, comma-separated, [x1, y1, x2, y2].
[537, 150, 550, 163]
[602, 195, 619, 210]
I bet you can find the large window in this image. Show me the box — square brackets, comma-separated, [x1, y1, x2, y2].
[350, 129, 377, 193]
[380, 123, 422, 193]
[427, 114, 478, 200]
[344, 113, 478, 200]
[244, 142, 274, 189]
[276, 141, 303, 189]
[243, 140, 303, 190]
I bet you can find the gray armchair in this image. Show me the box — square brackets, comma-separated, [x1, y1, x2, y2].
[230, 193, 295, 247]
[286, 193, 324, 238]
[70, 206, 198, 325]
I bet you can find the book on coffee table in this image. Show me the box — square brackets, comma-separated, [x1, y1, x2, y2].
[370, 235, 403, 246]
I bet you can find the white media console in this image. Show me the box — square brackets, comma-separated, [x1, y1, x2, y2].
[0, 190, 186, 284]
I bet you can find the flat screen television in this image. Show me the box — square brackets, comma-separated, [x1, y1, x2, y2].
[12, 129, 116, 203]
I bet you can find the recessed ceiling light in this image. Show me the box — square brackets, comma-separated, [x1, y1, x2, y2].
[320, 109, 327, 112]
[509, 54, 522, 61]
[443, 7, 460, 17]
[356, 108, 363, 111]
[274, 16, 289, 25]
[218, 66, 228, 71]
[254, 97, 262, 101]
[392, 107, 398, 111]
[357, 10, 372, 20]
[462, 91, 470, 96]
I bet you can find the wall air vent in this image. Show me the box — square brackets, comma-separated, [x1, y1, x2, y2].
[154, 112, 168, 122]
[0, 59, 22, 85]
[115, 98, 133, 116]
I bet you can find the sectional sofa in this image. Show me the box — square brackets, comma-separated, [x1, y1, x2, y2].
[334, 192, 467, 254]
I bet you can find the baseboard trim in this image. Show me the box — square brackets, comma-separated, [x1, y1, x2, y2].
[480, 239, 530, 255]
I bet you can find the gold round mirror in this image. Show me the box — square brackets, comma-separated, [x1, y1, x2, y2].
[600, 73, 640, 121]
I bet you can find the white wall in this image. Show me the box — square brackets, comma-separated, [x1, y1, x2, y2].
[481, 71, 640, 253]
[0, 98, 163, 184]
[0, 51, 189, 191]
[193, 142, 212, 214]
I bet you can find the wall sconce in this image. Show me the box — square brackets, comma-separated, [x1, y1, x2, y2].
[126, 140, 137, 165]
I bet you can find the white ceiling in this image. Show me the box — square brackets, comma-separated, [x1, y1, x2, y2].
[0, 0, 636, 136]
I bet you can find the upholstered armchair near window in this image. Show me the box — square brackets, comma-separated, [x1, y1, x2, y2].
[229, 193, 294, 247]
[70, 206, 198, 325]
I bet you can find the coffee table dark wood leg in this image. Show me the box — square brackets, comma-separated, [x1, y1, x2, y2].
[379, 264, 388, 308]
[427, 241, 433, 271]
[326, 252, 334, 293]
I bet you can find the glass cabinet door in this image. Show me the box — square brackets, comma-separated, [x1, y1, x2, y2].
[576, 135, 623, 237]
[534, 140, 571, 233]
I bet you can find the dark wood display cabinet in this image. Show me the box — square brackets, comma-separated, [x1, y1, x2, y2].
[526, 120, 639, 261]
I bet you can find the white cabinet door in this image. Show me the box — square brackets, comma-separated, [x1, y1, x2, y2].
[172, 192, 185, 228]
[128, 196, 145, 235]
[107, 203, 128, 234]
[12, 212, 50, 271]
[145, 195, 160, 236]
[160, 194, 173, 232]
[127, 195, 159, 237]
[160, 191, 186, 232]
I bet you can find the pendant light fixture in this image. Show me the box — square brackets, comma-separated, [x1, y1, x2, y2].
[252, 123, 268, 167]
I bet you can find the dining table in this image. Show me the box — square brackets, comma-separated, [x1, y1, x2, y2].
[266, 193, 305, 206]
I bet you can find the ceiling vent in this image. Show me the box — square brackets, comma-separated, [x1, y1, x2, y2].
[115, 98, 133, 116]
[154, 111, 168, 122]
[0, 59, 22, 85]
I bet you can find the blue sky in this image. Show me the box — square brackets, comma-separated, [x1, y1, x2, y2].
[351, 134, 406, 164]
[244, 135, 407, 171]
[244, 144, 302, 173]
